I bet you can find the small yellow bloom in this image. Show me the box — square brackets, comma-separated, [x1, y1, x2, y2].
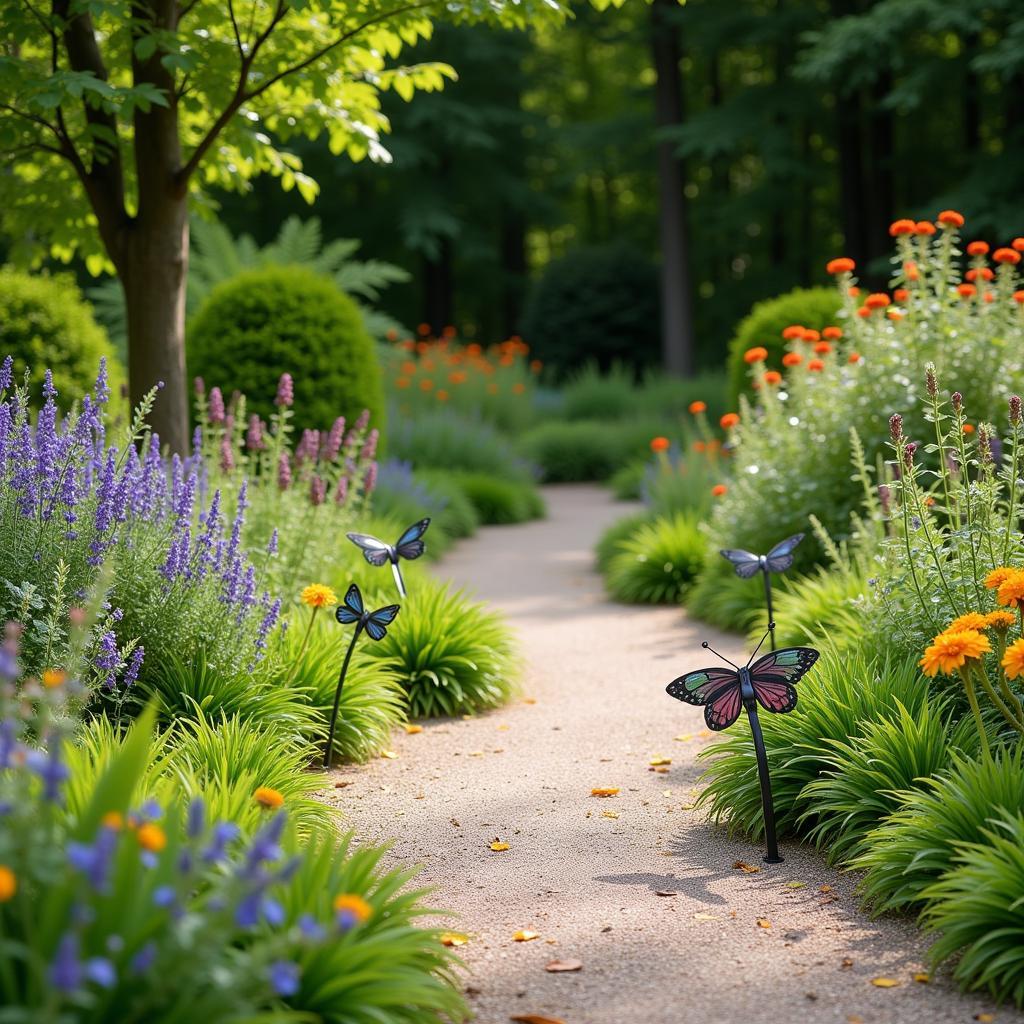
[333, 893, 372, 925]
[42, 669, 66, 689]
[254, 786, 284, 810]
[101, 811, 124, 831]
[919, 629, 991, 678]
[986, 566, 1019, 590]
[136, 823, 166, 853]
[301, 584, 337, 609]
[997, 572, 1024, 609]
[984, 611, 1017, 632]
[945, 613, 989, 634]
[1003, 639, 1024, 680]
[0, 865, 16, 902]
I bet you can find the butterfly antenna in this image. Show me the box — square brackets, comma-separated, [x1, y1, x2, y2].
[701, 640, 739, 670]
[745, 623, 775, 667]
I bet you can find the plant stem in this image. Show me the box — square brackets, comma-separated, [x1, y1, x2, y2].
[1004, 423, 1021, 561]
[283, 606, 318, 687]
[960, 666, 991, 759]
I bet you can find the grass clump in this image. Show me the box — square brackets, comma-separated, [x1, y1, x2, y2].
[605, 513, 706, 604]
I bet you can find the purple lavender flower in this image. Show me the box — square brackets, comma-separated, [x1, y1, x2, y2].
[187, 797, 205, 839]
[94, 358, 110, 406]
[26, 739, 69, 801]
[50, 932, 82, 993]
[275, 373, 294, 408]
[0, 720, 17, 766]
[219, 435, 234, 473]
[334, 475, 348, 506]
[89, 450, 118, 565]
[130, 942, 157, 975]
[203, 821, 241, 864]
[0, 355, 11, 392]
[267, 529, 278, 556]
[360, 428, 379, 461]
[194, 376, 205, 396]
[123, 646, 144, 688]
[67, 825, 119, 892]
[246, 414, 264, 451]
[298, 913, 326, 940]
[269, 961, 301, 997]
[354, 408, 370, 432]
[364, 462, 378, 496]
[324, 417, 345, 461]
[277, 453, 291, 492]
[255, 597, 281, 654]
[208, 387, 226, 425]
[310, 474, 325, 506]
[94, 630, 120, 690]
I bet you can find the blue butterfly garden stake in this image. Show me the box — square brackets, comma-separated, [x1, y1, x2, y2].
[666, 628, 818, 863]
[324, 583, 401, 768]
[720, 533, 804, 651]
[347, 518, 431, 598]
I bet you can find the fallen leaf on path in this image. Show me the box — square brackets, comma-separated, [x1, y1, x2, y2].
[785, 881, 807, 889]
[381, 751, 398, 759]
[590, 787, 619, 797]
[653, 767, 670, 774]
[450, 818, 461, 828]
[841, 958, 853, 970]
[846, 1016, 865, 1024]
[510, 1015, 564, 1024]
[732, 861, 761, 874]
[523, 698, 537, 705]
[545, 959, 582, 973]
[404, 724, 423, 734]
[513, 930, 540, 942]
[490, 840, 510, 852]
[333, 781, 351, 789]
[974, 1014, 996, 1022]
[498, 724, 510, 731]
[601, 810, 619, 819]
[913, 972, 930, 984]
[469, 751, 484, 757]
[693, 912, 719, 921]
[440, 932, 470, 947]
[649, 756, 672, 766]
[870, 977, 900, 988]
[819, 884, 833, 893]
[674, 733, 693, 742]
[655, 890, 677, 897]
[756, 918, 772, 929]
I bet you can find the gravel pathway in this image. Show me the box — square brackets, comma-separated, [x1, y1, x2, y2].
[317, 483, 1017, 1024]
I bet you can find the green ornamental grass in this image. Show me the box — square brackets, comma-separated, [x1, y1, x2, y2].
[604, 513, 706, 604]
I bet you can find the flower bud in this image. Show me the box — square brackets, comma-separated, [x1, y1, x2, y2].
[889, 414, 903, 441]
[1011, 395, 1022, 427]
[925, 364, 938, 398]
[952, 391, 963, 413]
[903, 441, 918, 469]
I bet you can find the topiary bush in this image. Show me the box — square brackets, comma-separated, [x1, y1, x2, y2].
[0, 267, 124, 407]
[726, 286, 840, 404]
[188, 265, 385, 434]
[520, 244, 660, 376]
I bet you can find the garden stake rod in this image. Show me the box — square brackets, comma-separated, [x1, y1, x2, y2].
[324, 624, 361, 769]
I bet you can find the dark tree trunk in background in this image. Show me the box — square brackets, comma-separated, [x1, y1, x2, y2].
[797, 119, 812, 286]
[650, 0, 695, 376]
[500, 213, 527, 338]
[835, 91, 869, 269]
[865, 72, 895, 265]
[422, 238, 455, 333]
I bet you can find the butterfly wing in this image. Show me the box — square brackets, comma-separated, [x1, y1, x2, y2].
[720, 548, 763, 579]
[347, 532, 393, 567]
[763, 533, 804, 573]
[394, 518, 431, 561]
[666, 667, 744, 731]
[748, 646, 819, 714]
[363, 604, 400, 641]
[335, 583, 364, 625]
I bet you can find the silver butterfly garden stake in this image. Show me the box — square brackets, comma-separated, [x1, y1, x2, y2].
[324, 583, 400, 768]
[666, 627, 818, 863]
[720, 533, 804, 651]
[347, 518, 430, 598]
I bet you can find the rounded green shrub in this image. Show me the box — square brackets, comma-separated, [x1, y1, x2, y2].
[0, 267, 124, 406]
[520, 244, 660, 376]
[449, 471, 544, 525]
[520, 419, 665, 482]
[188, 265, 385, 434]
[605, 513, 707, 604]
[596, 511, 652, 572]
[726, 286, 840, 404]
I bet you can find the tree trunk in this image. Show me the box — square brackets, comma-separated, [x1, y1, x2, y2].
[422, 237, 455, 334]
[650, 0, 695, 376]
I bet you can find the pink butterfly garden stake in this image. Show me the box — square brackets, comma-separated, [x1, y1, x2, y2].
[666, 627, 818, 863]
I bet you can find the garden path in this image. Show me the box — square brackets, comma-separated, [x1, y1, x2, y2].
[318, 484, 1016, 1024]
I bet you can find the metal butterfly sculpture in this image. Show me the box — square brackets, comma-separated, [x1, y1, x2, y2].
[323, 583, 401, 768]
[347, 518, 431, 598]
[666, 627, 819, 863]
[720, 533, 804, 650]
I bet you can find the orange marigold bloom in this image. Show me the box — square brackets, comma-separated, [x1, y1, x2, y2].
[466, 343, 482, 357]
[301, 584, 337, 609]
[781, 325, 804, 340]
[688, 400, 707, 415]
[963, 423, 975, 434]
[801, 329, 820, 343]
[807, 359, 825, 371]
[848, 286, 861, 297]
[137, 823, 167, 853]
[711, 484, 728, 497]
[915, 221, 936, 236]
[1002, 639, 1024, 680]
[865, 292, 890, 309]
[826, 257, 855, 275]
[511, 382, 525, 395]
[436, 389, 450, 401]
[1014, 290, 1024, 304]
[985, 611, 1017, 632]
[945, 613, 989, 634]
[101, 812, 124, 831]
[1012, 238, 1024, 251]
[813, 342, 832, 355]
[919, 629, 990, 677]
[333, 893, 373, 926]
[904, 261, 920, 281]
[395, 377, 410, 389]
[957, 283, 977, 298]
[650, 436, 671, 453]
[42, 668, 66, 689]
[937, 210, 965, 228]
[997, 571, 1024, 608]
[719, 413, 740, 429]
[994, 247, 1022, 265]
[889, 218, 916, 236]
[419, 378, 434, 391]
[848, 352, 862, 364]
[782, 352, 803, 367]
[984, 291, 994, 303]
[764, 371, 782, 385]
[744, 346, 769, 363]
[893, 288, 909, 303]
[986, 567, 1019, 590]
[966, 241, 989, 256]
[856, 306, 871, 318]
[0, 866, 15, 903]
[966, 267, 994, 282]
[416, 322, 431, 336]
[822, 326, 842, 340]
[692, 440, 707, 453]
[254, 787, 285, 810]
[887, 311, 905, 322]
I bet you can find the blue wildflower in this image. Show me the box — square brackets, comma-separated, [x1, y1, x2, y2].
[50, 932, 82, 993]
[268, 960, 301, 997]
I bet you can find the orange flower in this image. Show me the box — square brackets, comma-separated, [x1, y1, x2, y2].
[848, 286, 861, 297]
[395, 377, 411, 389]
[822, 326, 842, 340]
[826, 257, 855, 274]
[887, 311, 904, 322]
[848, 352, 862, 364]
[781, 325, 804, 340]
[301, 584, 337, 608]
[937, 210, 965, 228]
[984, 291, 994, 303]
[744, 346, 768, 363]
[889, 219, 916, 236]
[416, 322, 431, 336]
[419, 378, 434, 391]
[0, 866, 15, 903]
[42, 668, 66, 689]
[136, 823, 166, 853]
[650, 436, 671, 453]
[782, 352, 803, 367]
[254, 787, 285, 810]
[919, 629, 990, 677]
[963, 423, 975, 434]
[719, 413, 740, 429]
[945, 613, 989, 634]
[994, 247, 1021, 265]
[711, 484, 728, 497]
[692, 440, 706, 453]
[688, 400, 707, 415]
[1014, 290, 1024, 304]
[807, 359, 825, 372]
[985, 567, 1018, 591]
[893, 288, 909, 303]
[985, 611, 1017, 632]
[466, 343, 482, 357]
[966, 267, 994, 282]
[1002, 639, 1024, 680]
[813, 342, 832, 355]
[997, 571, 1024, 608]
[763, 371, 782, 386]
[914, 221, 936, 236]
[512, 382, 525, 395]
[101, 811, 124, 830]
[865, 292, 890, 310]
[436, 389, 450, 401]
[801, 329, 820, 343]
[856, 306, 871, 319]
[957, 283, 976, 299]
[905, 260, 920, 281]
[334, 893, 373, 926]
[530, 359, 543, 373]
[966, 241, 989, 256]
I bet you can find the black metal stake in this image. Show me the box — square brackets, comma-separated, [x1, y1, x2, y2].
[762, 568, 776, 652]
[745, 701, 783, 863]
[323, 624, 362, 768]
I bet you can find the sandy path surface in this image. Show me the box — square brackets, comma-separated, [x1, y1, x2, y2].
[318, 484, 1016, 1024]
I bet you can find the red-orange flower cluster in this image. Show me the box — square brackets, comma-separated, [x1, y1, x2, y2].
[826, 257, 855, 275]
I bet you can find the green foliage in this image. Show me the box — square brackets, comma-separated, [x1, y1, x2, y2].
[726, 286, 839, 404]
[520, 418, 667, 482]
[604, 513, 706, 604]
[413, 472, 481, 542]
[366, 579, 519, 718]
[922, 810, 1024, 1008]
[698, 646, 931, 840]
[855, 745, 1024, 915]
[560, 362, 642, 420]
[609, 459, 647, 501]
[685, 556, 765, 634]
[188, 265, 385, 434]
[596, 512, 652, 573]
[448, 471, 545, 525]
[0, 268, 124, 409]
[520, 244, 660, 375]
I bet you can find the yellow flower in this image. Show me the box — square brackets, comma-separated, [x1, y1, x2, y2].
[919, 629, 991, 678]
[301, 584, 338, 609]
[0, 866, 16, 902]
[254, 786, 284, 810]
[42, 668, 66, 689]
[984, 611, 1017, 632]
[997, 572, 1024, 609]
[1002, 639, 1024, 680]
[333, 893, 372, 926]
[101, 811, 124, 831]
[136, 823, 166, 853]
[986, 566, 1019, 590]
[945, 613, 989, 634]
